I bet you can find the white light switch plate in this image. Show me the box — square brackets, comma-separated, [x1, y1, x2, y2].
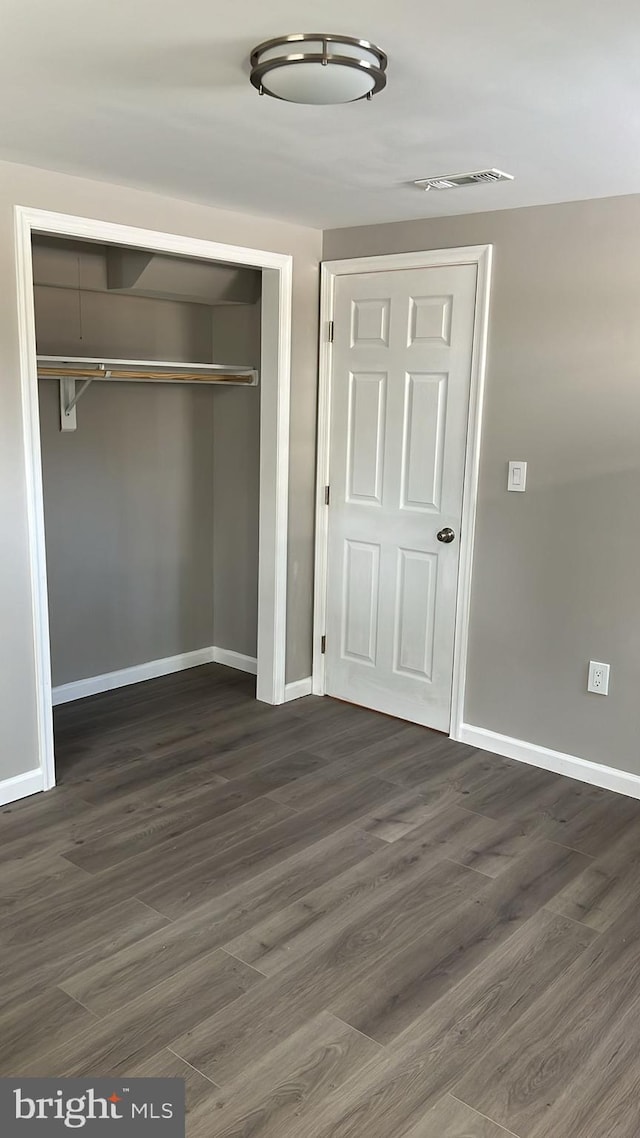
[507, 461, 527, 492]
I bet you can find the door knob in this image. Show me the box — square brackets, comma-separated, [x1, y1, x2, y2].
[437, 527, 456, 543]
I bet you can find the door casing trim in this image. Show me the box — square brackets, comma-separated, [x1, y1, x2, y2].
[312, 245, 493, 740]
[15, 206, 293, 795]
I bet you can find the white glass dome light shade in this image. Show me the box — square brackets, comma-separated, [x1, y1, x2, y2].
[259, 60, 375, 105]
[250, 34, 387, 105]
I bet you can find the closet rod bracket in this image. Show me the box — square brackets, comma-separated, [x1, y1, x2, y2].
[60, 369, 107, 431]
[40, 357, 258, 433]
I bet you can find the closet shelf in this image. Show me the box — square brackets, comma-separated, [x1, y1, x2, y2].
[37, 356, 258, 385]
[37, 356, 258, 432]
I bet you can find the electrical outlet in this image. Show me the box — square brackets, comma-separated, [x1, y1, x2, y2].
[587, 660, 610, 695]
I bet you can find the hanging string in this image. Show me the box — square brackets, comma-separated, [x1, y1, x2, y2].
[77, 254, 84, 342]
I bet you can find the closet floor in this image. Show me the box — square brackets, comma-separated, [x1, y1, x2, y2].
[3, 664, 640, 1137]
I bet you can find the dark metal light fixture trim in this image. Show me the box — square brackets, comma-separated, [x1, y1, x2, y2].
[249, 33, 388, 103]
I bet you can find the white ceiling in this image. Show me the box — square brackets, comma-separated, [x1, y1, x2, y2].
[2, 0, 640, 229]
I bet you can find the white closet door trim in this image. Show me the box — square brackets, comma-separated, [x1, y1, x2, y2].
[14, 206, 293, 799]
[256, 265, 290, 705]
[313, 245, 493, 744]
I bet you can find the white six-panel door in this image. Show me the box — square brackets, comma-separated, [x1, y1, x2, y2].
[325, 263, 477, 731]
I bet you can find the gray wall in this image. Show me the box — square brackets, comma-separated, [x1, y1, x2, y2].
[34, 284, 214, 363]
[211, 302, 261, 658]
[325, 195, 640, 775]
[0, 158, 320, 783]
[39, 381, 215, 685]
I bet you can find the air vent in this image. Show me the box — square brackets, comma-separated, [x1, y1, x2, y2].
[414, 168, 514, 191]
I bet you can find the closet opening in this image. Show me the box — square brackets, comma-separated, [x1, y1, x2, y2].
[15, 208, 292, 798]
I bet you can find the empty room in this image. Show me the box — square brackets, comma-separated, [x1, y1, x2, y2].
[1, 2, 640, 1136]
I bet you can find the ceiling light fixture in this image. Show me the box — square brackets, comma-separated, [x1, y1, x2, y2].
[249, 34, 387, 105]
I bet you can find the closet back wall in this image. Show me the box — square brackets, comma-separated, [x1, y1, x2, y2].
[34, 240, 260, 687]
[39, 381, 215, 686]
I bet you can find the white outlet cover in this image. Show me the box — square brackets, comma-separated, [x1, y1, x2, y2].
[588, 660, 610, 695]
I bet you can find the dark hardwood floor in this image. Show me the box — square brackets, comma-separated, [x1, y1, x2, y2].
[3, 663, 640, 1136]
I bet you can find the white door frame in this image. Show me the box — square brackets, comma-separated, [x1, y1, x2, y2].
[312, 245, 493, 740]
[15, 206, 293, 793]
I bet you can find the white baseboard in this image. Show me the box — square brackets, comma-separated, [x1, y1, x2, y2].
[211, 648, 257, 675]
[283, 677, 313, 702]
[457, 723, 640, 802]
[0, 768, 44, 807]
[52, 646, 259, 705]
[52, 646, 222, 705]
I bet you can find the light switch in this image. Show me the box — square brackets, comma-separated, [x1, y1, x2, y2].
[507, 461, 527, 492]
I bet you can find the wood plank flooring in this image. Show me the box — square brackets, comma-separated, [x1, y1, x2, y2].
[2, 663, 640, 1135]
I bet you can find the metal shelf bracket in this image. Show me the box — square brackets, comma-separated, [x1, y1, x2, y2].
[60, 368, 108, 431]
[40, 357, 258, 433]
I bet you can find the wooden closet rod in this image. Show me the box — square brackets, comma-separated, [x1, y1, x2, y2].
[37, 365, 255, 384]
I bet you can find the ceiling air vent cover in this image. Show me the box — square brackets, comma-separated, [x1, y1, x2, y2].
[414, 168, 514, 191]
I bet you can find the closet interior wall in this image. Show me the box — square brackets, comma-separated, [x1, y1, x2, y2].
[211, 301, 261, 660]
[34, 237, 261, 689]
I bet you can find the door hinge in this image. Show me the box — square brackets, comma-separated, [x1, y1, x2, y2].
[321, 635, 327, 654]
[328, 320, 334, 343]
[324, 485, 330, 506]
